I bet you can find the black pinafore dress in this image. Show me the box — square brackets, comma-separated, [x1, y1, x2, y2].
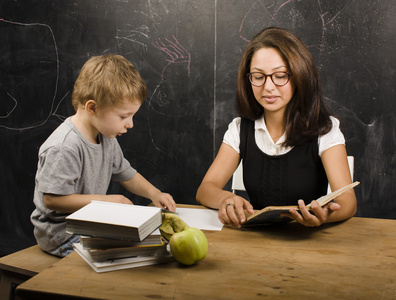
[239, 118, 328, 209]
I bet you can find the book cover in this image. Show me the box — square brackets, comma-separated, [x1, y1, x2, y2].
[80, 229, 163, 249]
[73, 243, 174, 273]
[243, 181, 360, 226]
[82, 242, 168, 262]
[66, 201, 162, 241]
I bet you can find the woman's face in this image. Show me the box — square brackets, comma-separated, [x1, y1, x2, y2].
[249, 47, 295, 117]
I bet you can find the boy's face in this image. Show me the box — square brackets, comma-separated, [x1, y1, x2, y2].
[95, 99, 142, 139]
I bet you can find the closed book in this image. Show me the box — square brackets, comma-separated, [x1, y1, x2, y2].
[82, 242, 168, 262]
[73, 243, 174, 273]
[80, 229, 163, 249]
[66, 201, 162, 242]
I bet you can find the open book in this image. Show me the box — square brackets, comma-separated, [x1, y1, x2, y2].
[243, 181, 360, 226]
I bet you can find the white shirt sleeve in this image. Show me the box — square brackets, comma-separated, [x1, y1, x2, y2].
[318, 116, 346, 157]
[223, 117, 241, 154]
[223, 115, 345, 157]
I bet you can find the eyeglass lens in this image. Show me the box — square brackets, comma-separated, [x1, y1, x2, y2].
[248, 72, 290, 87]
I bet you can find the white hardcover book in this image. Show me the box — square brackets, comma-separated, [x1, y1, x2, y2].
[73, 243, 174, 273]
[66, 201, 162, 242]
[80, 229, 163, 249]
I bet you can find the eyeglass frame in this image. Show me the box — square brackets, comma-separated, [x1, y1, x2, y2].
[247, 71, 292, 87]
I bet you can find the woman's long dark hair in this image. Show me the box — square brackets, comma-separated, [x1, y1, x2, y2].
[236, 27, 333, 147]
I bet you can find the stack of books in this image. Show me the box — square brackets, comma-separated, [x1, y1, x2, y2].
[66, 201, 174, 273]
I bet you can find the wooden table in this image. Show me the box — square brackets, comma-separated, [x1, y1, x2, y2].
[15, 215, 396, 300]
[0, 245, 60, 300]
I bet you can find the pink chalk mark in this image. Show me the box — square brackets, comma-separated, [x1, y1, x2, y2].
[153, 35, 191, 80]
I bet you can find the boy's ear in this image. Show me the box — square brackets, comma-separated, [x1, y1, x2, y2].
[85, 100, 97, 115]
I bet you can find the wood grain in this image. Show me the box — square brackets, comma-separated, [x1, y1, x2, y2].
[16, 216, 396, 300]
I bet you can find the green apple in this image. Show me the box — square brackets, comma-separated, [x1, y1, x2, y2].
[169, 227, 208, 265]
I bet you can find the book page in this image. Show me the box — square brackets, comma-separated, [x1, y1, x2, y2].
[176, 208, 224, 231]
[244, 181, 360, 225]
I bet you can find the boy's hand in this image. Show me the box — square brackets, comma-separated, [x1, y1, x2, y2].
[152, 192, 176, 212]
[120, 173, 176, 211]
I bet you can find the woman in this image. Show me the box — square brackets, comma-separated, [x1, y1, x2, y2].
[196, 27, 356, 228]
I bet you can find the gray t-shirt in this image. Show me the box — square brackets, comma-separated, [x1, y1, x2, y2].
[30, 117, 136, 251]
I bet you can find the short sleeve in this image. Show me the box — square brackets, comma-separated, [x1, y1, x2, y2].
[35, 146, 81, 195]
[223, 117, 241, 154]
[318, 116, 346, 157]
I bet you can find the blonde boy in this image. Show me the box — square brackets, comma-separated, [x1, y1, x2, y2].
[31, 54, 175, 257]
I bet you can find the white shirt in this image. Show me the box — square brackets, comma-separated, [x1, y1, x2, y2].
[223, 116, 345, 157]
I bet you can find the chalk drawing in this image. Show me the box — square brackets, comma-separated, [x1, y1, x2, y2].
[115, 24, 149, 54]
[115, 18, 192, 155]
[150, 35, 191, 114]
[238, 0, 356, 52]
[152, 35, 191, 81]
[146, 35, 192, 155]
[0, 19, 69, 130]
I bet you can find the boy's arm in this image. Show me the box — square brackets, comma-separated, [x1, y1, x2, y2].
[120, 173, 176, 212]
[43, 193, 133, 213]
[43, 174, 176, 213]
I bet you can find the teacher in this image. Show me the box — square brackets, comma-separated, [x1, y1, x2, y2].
[196, 27, 357, 228]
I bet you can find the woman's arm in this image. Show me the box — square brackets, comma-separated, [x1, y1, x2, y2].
[320, 144, 357, 221]
[287, 144, 357, 226]
[196, 143, 254, 227]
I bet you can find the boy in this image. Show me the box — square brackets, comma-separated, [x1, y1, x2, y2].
[31, 54, 176, 257]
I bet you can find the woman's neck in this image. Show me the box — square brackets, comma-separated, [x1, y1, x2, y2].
[264, 111, 285, 143]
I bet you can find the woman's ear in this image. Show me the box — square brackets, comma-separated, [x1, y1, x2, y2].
[85, 100, 97, 115]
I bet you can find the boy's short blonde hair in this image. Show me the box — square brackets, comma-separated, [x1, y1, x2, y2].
[72, 54, 147, 111]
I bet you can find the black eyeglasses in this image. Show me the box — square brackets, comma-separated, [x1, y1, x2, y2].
[247, 71, 292, 87]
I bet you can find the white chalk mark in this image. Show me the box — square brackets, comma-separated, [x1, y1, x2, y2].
[52, 91, 71, 122]
[0, 93, 17, 119]
[0, 19, 60, 131]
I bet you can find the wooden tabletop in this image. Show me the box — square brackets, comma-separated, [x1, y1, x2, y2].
[0, 245, 60, 277]
[15, 214, 396, 300]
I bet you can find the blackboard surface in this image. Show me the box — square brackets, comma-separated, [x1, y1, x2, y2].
[1, 0, 395, 256]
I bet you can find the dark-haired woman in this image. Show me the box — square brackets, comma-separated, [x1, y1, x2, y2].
[196, 27, 357, 228]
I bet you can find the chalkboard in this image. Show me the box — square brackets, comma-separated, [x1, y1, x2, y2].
[0, 0, 395, 256]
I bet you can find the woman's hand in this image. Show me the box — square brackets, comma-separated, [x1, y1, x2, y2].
[218, 194, 255, 228]
[284, 199, 341, 227]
